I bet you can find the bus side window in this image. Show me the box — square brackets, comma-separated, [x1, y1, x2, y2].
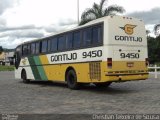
[73, 31, 81, 48]
[51, 37, 58, 52]
[41, 40, 48, 53]
[31, 43, 36, 55]
[66, 33, 73, 49]
[35, 42, 40, 54]
[48, 39, 51, 52]
[27, 44, 31, 55]
[92, 25, 102, 44]
[83, 27, 92, 46]
[58, 35, 66, 51]
[22, 45, 28, 56]
[16, 46, 22, 58]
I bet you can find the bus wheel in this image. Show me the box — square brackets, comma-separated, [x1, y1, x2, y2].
[21, 70, 30, 83]
[66, 70, 79, 90]
[95, 82, 112, 88]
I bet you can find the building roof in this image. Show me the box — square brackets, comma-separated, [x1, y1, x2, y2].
[5, 51, 14, 58]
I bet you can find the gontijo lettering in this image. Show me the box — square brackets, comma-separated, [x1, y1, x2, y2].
[51, 53, 77, 62]
[115, 36, 142, 42]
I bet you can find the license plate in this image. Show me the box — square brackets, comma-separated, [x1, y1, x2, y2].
[127, 62, 134, 67]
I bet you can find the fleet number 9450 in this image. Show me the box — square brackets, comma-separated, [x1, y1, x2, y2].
[120, 53, 140, 59]
[82, 50, 102, 58]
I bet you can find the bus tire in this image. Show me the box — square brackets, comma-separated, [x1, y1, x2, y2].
[95, 82, 112, 88]
[66, 69, 79, 90]
[21, 70, 30, 83]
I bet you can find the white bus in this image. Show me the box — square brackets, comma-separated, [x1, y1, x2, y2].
[15, 16, 149, 89]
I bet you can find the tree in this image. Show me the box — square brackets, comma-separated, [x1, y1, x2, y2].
[79, 0, 125, 25]
[154, 36, 160, 62]
[0, 46, 3, 54]
[154, 24, 160, 37]
[146, 30, 150, 37]
[147, 37, 157, 64]
[147, 36, 160, 64]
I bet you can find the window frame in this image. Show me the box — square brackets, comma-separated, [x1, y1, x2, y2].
[41, 40, 48, 53]
[50, 37, 58, 52]
[47, 39, 51, 52]
[73, 30, 82, 49]
[35, 42, 40, 54]
[66, 32, 73, 50]
[31, 42, 36, 55]
[16, 45, 22, 57]
[27, 44, 31, 55]
[92, 24, 103, 45]
[82, 27, 92, 47]
[19, 22, 103, 56]
[22, 44, 28, 56]
[58, 35, 66, 51]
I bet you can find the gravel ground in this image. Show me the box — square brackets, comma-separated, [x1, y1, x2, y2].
[0, 71, 160, 119]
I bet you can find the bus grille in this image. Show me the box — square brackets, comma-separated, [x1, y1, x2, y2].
[89, 62, 101, 81]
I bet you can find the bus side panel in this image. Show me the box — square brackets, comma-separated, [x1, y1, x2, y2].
[15, 57, 37, 80]
[15, 66, 35, 80]
[42, 63, 91, 83]
[39, 55, 90, 82]
[40, 54, 102, 83]
[25, 66, 36, 80]
[15, 67, 22, 79]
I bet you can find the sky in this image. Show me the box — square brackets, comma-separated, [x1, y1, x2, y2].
[0, 0, 160, 48]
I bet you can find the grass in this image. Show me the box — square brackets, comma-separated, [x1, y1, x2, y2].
[0, 65, 15, 71]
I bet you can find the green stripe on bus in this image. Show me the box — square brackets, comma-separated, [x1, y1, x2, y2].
[28, 56, 41, 80]
[33, 56, 48, 80]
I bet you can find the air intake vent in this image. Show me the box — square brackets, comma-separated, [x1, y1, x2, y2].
[89, 62, 101, 81]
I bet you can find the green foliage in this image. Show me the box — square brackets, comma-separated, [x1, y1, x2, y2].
[148, 36, 160, 64]
[146, 30, 150, 36]
[79, 0, 125, 25]
[154, 24, 160, 36]
[0, 65, 15, 71]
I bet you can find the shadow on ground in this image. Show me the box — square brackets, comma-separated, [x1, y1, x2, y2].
[18, 80, 137, 94]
